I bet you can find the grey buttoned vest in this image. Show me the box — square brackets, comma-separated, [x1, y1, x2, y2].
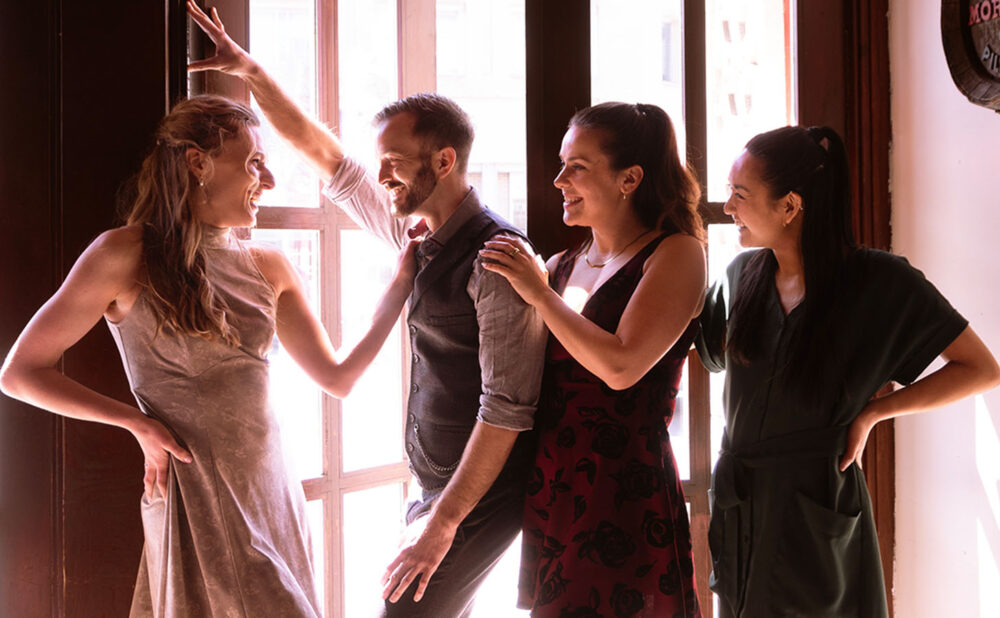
[405, 207, 535, 505]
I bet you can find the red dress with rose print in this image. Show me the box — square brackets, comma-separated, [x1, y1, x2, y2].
[517, 234, 701, 618]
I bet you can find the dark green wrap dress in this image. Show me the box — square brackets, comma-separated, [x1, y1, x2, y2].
[696, 248, 968, 617]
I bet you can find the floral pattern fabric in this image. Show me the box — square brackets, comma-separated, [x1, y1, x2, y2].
[517, 234, 701, 618]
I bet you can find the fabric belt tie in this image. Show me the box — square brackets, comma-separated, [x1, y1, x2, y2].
[709, 426, 849, 614]
[713, 426, 848, 509]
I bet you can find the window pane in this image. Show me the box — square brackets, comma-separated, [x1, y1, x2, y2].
[469, 532, 528, 617]
[437, 0, 527, 231]
[340, 230, 405, 472]
[343, 483, 406, 617]
[306, 499, 326, 616]
[338, 0, 398, 160]
[251, 228, 324, 480]
[671, 358, 691, 481]
[706, 0, 797, 201]
[249, 0, 320, 208]
[591, 0, 686, 155]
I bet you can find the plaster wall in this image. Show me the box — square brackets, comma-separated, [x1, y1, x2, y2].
[890, 1, 1000, 615]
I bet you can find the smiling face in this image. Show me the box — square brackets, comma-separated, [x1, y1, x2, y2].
[724, 151, 793, 248]
[194, 127, 274, 229]
[552, 125, 631, 228]
[376, 112, 439, 218]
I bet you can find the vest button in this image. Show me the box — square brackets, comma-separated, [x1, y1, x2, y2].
[406, 442, 414, 453]
[409, 324, 417, 334]
[412, 354, 419, 364]
[411, 383, 419, 393]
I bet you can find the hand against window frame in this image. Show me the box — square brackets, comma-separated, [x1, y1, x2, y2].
[186, 1, 258, 77]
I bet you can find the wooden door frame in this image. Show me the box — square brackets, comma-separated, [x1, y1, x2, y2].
[797, 1, 893, 612]
[0, 1, 183, 616]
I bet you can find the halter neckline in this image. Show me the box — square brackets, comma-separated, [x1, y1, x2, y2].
[201, 225, 235, 249]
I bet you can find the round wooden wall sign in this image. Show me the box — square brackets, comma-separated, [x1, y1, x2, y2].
[942, 0, 1000, 111]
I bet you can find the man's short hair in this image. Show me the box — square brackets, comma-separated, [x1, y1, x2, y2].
[374, 93, 474, 174]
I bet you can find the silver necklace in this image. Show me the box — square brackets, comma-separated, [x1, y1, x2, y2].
[583, 230, 651, 268]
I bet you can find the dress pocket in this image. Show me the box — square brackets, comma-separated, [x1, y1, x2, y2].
[770, 490, 861, 616]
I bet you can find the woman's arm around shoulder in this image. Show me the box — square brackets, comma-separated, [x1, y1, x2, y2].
[251, 240, 418, 398]
[481, 232, 706, 390]
[0, 225, 192, 498]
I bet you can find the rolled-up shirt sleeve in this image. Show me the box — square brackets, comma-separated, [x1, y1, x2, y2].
[321, 156, 411, 250]
[468, 248, 547, 431]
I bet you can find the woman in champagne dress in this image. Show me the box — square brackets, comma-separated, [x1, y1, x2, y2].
[1, 95, 416, 617]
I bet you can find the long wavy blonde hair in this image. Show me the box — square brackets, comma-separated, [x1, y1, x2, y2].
[123, 95, 259, 345]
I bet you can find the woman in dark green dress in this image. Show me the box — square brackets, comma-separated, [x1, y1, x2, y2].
[697, 126, 1000, 617]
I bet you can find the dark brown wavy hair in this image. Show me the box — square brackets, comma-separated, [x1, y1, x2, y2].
[568, 102, 704, 241]
[121, 95, 259, 345]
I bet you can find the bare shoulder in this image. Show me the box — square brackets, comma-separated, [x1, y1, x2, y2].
[632, 233, 707, 317]
[244, 241, 297, 294]
[77, 225, 144, 280]
[92, 225, 143, 256]
[646, 233, 706, 273]
[654, 232, 705, 255]
[33, 225, 147, 324]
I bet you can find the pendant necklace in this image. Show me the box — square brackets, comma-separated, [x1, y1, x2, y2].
[583, 229, 651, 268]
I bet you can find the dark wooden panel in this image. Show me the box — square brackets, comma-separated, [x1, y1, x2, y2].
[58, 1, 174, 613]
[1, 1, 177, 616]
[0, 0, 61, 614]
[797, 0, 848, 134]
[683, 0, 708, 211]
[799, 2, 893, 612]
[189, 0, 251, 101]
[847, 0, 892, 252]
[849, 5, 893, 613]
[525, 0, 591, 257]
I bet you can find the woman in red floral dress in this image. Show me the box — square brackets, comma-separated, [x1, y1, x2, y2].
[482, 102, 706, 618]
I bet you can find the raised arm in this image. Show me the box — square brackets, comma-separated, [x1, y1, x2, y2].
[0, 227, 193, 498]
[839, 325, 1000, 470]
[253, 240, 418, 399]
[186, 1, 344, 182]
[482, 233, 707, 390]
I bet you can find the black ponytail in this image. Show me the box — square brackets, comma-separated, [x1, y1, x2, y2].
[727, 126, 857, 379]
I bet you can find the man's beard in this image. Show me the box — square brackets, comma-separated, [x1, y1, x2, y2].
[391, 158, 437, 218]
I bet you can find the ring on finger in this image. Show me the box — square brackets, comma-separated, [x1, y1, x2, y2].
[511, 247, 521, 256]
